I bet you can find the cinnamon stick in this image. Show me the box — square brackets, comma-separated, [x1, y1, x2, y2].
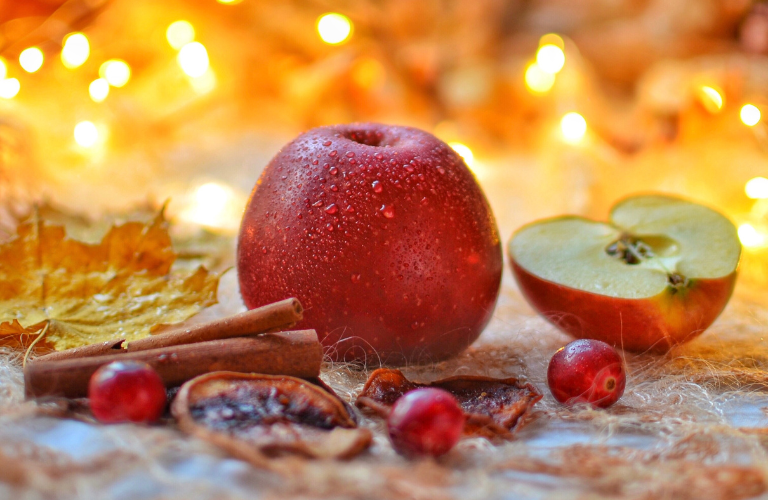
[34, 339, 125, 362]
[25, 329, 321, 399]
[34, 298, 304, 362]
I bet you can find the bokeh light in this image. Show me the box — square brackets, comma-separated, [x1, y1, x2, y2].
[178, 42, 210, 78]
[317, 13, 352, 45]
[0, 78, 20, 99]
[100, 60, 131, 87]
[746, 177, 768, 199]
[741, 104, 761, 126]
[698, 86, 723, 113]
[167, 21, 195, 50]
[179, 182, 244, 232]
[560, 112, 587, 144]
[74, 121, 98, 147]
[525, 63, 556, 94]
[0, 58, 6, 80]
[449, 142, 475, 168]
[536, 44, 565, 74]
[89, 78, 110, 102]
[19, 48, 44, 73]
[539, 33, 565, 49]
[61, 33, 90, 69]
[217, 0, 242, 4]
[739, 223, 767, 248]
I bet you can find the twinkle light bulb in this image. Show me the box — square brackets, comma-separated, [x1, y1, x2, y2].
[561, 112, 587, 144]
[741, 104, 761, 126]
[0, 78, 20, 99]
[166, 21, 195, 50]
[19, 48, 44, 73]
[89, 78, 110, 102]
[317, 13, 352, 45]
[74, 121, 98, 147]
[177, 42, 209, 78]
[61, 33, 90, 69]
[100, 60, 131, 87]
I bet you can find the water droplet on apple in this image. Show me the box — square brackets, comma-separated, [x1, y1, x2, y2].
[330, 150, 338, 157]
[381, 205, 395, 218]
[372, 180, 383, 193]
[329, 167, 339, 175]
[346, 205, 355, 213]
[346, 151, 355, 158]
[351, 274, 361, 283]
[326, 223, 334, 232]
[325, 204, 338, 214]
[323, 141, 332, 146]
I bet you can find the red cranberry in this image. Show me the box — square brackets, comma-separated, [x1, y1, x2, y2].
[89, 361, 167, 424]
[547, 339, 626, 408]
[387, 387, 464, 457]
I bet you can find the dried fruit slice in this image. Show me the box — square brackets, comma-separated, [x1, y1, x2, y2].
[172, 372, 372, 465]
[356, 368, 542, 438]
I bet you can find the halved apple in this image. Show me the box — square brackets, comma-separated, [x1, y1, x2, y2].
[508, 195, 741, 352]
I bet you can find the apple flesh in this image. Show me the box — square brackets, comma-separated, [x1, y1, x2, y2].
[238, 123, 502, 364]
[509, 195, 740, 352]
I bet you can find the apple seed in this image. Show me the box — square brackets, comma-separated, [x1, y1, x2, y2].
[605, 234, 654, 265]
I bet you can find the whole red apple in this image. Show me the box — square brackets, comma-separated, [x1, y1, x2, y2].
[509, 195, 740, 353]
[238, 123, 502, 364]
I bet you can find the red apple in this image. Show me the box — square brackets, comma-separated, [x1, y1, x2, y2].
[509, 195, 741, 353]
[238, 123, 502, 364]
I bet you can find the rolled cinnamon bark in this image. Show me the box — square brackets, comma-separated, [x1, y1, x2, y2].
[25, 330, 321, 399]
[33, 339, 125, 362]
[34, 298, 304, 362]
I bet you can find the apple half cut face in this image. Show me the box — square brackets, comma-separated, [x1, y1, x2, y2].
[508, 195, 741, 353]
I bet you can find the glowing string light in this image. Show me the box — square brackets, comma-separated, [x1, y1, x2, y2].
[74, 121, 98, 147]
[61, 33, 90, 69]
[746, 177, 768, 199]
[525, 63, 555, 93]
[177, 42, 209, 78]
[100, 60, 131, 87]
[0, 78, 20, 99]
[741, 104, 761, 126]
[738, 223, 767, 248]
[166, 21, 195, 50]
[536, 44, 565, 74]
[317, 13, 352, 45]
[89, 78, 109, 102]
[19, 48, 43, 73]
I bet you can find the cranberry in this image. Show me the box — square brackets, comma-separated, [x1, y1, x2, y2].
[547, 339, 626, 408]
[387, 388, 464, 457]
[88, 361, 167, 424]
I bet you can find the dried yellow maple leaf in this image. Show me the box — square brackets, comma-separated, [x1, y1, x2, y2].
[0, 213, 219, 352]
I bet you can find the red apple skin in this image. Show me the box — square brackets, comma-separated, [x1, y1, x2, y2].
[510, 260, 737, 353]
[238, 123, 502, 365]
